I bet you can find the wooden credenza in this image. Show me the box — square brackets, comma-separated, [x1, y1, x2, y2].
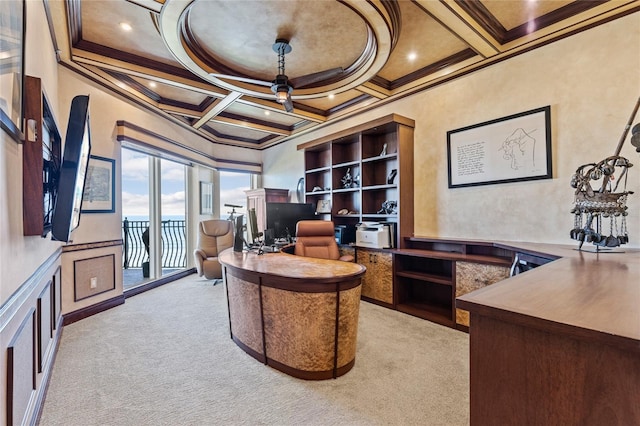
[457, 244, 640, 425]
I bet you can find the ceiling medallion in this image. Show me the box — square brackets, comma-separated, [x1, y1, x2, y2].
[159, 0, 398, 102]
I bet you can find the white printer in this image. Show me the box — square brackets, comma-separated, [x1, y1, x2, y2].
[356, 222, 391, 249]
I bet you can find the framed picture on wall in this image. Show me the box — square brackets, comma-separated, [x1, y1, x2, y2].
[447, 106, 552, 188]
[82, 155, 116, 213]
[0, 0, 26, 143]
[200, 181, 213, 215]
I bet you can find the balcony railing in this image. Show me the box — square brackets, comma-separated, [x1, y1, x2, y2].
[122, 218, 187, 269]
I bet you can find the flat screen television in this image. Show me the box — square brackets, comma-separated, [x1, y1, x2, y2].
[51, 95, 91, 242]
[265, 202, 316, 241]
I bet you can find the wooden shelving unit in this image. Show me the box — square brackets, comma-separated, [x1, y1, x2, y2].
[394, 237, 515, 330]
[298, 114, 414, 249]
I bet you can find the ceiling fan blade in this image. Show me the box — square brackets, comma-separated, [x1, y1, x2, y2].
[209, 73, 272, 87]
[283, 95, 294, 113]
[289, 67, 344, 89]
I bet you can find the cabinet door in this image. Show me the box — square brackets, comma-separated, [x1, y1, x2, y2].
[455, 261, 510, 327]
[357, 249, 393, 304]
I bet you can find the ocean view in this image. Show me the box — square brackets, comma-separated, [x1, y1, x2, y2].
[122, 216, 187, 268]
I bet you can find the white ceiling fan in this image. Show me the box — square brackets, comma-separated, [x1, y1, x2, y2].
[211, 39, 344, 113]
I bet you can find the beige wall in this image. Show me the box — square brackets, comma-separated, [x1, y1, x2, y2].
[1, 0, 62, 304]
[264, 12, 640, 247]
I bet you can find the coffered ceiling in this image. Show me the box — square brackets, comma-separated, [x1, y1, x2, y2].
[47, 0, 639, 150]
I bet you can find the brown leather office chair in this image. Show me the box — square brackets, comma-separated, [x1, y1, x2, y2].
[294, 220, 354, 262]
[194, 220, 234, 280]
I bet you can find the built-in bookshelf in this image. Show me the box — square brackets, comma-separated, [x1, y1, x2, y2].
[297, 114, 414, 249]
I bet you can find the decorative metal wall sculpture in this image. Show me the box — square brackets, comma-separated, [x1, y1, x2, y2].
[570, 97, 639, 250]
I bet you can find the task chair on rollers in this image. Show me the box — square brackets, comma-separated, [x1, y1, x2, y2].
[294, 220, 354, 262]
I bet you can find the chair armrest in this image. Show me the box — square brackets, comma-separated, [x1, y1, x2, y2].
[194, 248, 208, 260]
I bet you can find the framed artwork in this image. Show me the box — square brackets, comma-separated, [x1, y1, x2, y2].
[0, 0, 26, 143]
[447, 106, 552, 188]
[200, 181, 213, 215]
[82, 155, 116, 213]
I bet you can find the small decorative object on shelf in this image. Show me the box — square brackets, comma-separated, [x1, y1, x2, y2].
[353, 174, 360, 188]
[296, 177, 304, 202]
[377, 200, 397, 214]
[387, 169, 397, 184]
[341, 168, 353, 188]
[380, 143, 387, 156]
[316, 199, 331, 214]
[570, 97, 639, 251]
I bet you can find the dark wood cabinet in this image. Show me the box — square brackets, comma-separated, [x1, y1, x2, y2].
[23, 76, 61, 237]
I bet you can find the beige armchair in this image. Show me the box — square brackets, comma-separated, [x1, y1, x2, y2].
[194, 220, 234, 281]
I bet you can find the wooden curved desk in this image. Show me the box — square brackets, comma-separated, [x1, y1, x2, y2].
[218, 249, 366, 380]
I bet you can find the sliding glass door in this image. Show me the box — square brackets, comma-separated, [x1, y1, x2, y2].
[121, 148, 187, 288]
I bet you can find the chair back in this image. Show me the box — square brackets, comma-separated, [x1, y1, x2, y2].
[197, 220, 234, 257]
[294, 220, 340, 260]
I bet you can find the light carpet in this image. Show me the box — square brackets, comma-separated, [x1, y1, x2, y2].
[39, 274, 470, 425]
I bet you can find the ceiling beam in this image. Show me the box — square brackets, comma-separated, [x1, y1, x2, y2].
[192, 92, 242, 129]
[413, 0, 500, 58]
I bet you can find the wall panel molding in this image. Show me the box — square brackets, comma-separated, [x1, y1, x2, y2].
[0, 249, 61, 331]
[73, 254, 116, 302]
[6, 308, 36, 426]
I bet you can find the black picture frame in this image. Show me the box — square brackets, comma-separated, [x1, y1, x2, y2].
[0, 0, 26, 143]
[447, 106, 552, 188]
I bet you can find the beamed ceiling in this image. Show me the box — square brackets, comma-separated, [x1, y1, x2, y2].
[47, 0, 639, 150]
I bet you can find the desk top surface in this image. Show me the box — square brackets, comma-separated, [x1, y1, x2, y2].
[457, 242, 640, 350]
[219, 249, 366, 280]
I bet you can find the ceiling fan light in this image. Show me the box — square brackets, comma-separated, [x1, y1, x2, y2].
[275, 86, 289, 103]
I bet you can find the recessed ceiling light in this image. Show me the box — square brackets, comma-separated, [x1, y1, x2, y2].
[408, 52, 417, 61]
[119, 22, 132, 31]
[328, 94, 335, 100]
[264, 110, 271, 116]
[149, 82, 157, 88]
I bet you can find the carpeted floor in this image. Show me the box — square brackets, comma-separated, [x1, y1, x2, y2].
[39, 274, 470, 425]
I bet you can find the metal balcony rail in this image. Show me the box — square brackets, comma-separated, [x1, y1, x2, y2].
[122, 218, 186, 269]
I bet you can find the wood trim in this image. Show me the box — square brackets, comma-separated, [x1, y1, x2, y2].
[454, 0, 609, 45]
[61, 239, 123, 253]
[389, 48, 477, 90]
[74, 39, 199, 81]
[116, 120, 263, 172]
[296, 113, 415, 151]
[123, 268, 196, 298]
[62, 295, 125, 326]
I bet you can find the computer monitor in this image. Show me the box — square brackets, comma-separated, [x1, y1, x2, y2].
[265, 202, 316, 241]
